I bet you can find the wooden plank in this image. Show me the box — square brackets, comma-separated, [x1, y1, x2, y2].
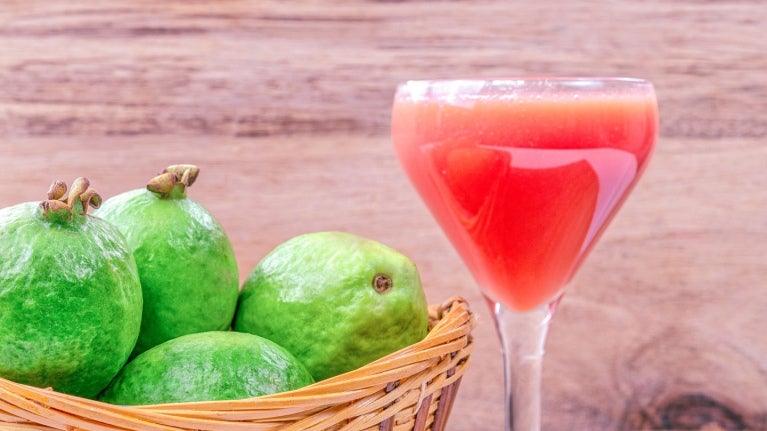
[1, 1, 765, 430]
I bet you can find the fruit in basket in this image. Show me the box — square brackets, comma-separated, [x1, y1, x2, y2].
[233, 231, 429, 381]
[98, 331, 314, 405]
[94, 164, 239, 357]
[0, 178, 143, 398]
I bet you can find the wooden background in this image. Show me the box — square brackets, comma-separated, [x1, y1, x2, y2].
[1, 1, 765, 430]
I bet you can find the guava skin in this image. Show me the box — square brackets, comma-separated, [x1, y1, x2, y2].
[94, 188, 239, 357]
[98, 331, 314, 405]
[233, 231, 430, 381]
[0, 202, 143, 398]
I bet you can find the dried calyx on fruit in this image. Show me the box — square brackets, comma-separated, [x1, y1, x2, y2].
[146, 165, 200, 198]
[39, 177, 102, 222]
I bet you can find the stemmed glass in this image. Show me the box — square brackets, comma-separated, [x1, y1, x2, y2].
[391, 78, 658, 431]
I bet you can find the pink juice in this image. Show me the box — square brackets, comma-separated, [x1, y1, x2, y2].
[392, 83, 657, 311]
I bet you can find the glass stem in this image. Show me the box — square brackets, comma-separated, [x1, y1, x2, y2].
[487, 295, 558, 431]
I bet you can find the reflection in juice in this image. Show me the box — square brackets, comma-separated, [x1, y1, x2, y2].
[424, 144, 637, 310]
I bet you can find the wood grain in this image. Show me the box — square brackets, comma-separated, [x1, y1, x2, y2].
[1, 1, 765, 430]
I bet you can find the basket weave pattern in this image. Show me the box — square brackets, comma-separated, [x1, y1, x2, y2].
[0, 296, 475, 431]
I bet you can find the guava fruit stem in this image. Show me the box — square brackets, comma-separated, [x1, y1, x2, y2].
[40, 177, 102, 221]
[146, 164, 199, 199]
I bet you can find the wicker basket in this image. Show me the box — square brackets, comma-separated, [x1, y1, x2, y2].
[0, 296, 475, 431]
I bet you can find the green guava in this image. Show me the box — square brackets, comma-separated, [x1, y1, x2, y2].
[98, 331, 314, 405]
[94, 165, 239, 357]
[232, 231, 430, 381]
[0, 178, 143, 398]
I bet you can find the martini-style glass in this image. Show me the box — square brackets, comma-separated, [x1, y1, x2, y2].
[391, 78, 658, 431]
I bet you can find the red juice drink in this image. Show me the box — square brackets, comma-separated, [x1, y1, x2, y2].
[392, 79, 657, 311]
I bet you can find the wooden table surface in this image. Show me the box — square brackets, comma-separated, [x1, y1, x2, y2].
[1, 1, 765, 430]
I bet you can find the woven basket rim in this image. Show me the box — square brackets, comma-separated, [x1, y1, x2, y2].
[0, 296, 476, 431]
